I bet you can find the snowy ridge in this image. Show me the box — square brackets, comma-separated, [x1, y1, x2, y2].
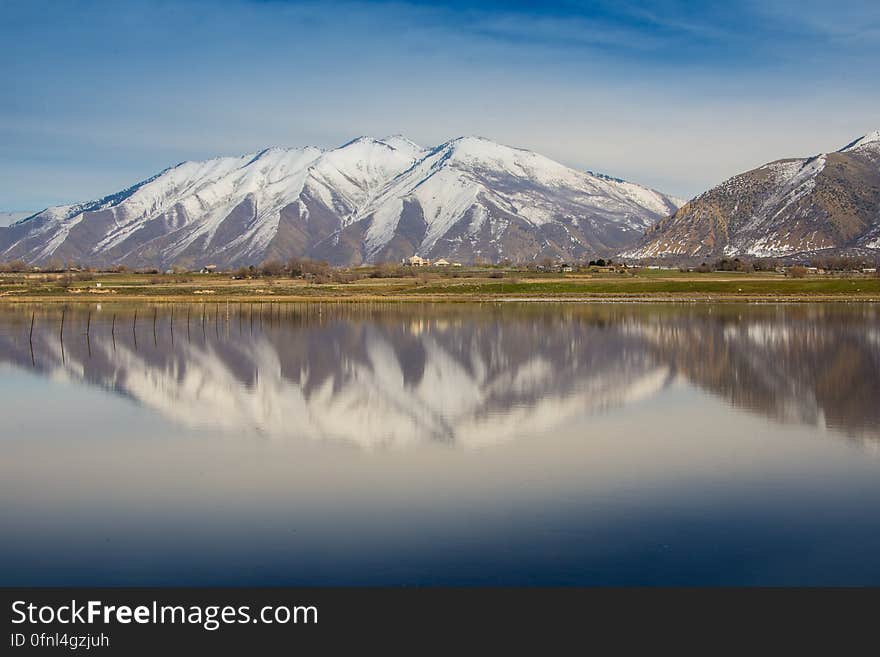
[1, 136, 682, 267]
[839, 130, 880, 153]
[0, 211, 36, 227]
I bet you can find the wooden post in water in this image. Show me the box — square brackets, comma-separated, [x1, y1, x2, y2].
[59, 307, 66, 364]
[153, 308, 158, 347]
[170, 307, 174, 344]
[29, 311, 35, 367]
[187, 307, 191, 342]
[132, 310, 138, 350]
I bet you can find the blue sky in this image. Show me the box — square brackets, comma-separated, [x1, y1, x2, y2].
[1, 0, 878, 212]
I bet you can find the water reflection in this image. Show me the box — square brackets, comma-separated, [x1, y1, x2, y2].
[0, 303, 877, 449]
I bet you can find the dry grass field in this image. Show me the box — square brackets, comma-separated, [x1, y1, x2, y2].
[1, 267, 879, 303]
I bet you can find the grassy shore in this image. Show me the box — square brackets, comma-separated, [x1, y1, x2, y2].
[1, 269, 879, 303]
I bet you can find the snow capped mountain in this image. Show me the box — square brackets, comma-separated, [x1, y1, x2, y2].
[346, 136, 683, 264]
[0, 136, 683, 268]
[622, 131, 880, 260]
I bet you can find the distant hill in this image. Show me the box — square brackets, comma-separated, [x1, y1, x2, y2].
[622, 131, 880, 260]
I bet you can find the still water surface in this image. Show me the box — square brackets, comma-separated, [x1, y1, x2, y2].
[1, 302, 879, 585]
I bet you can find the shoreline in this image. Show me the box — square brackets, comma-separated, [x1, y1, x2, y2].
[3, 271, 879, 304]
[2, 293, 878, 304]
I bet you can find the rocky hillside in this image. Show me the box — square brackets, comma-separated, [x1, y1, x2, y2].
[622, 131, 880, 260]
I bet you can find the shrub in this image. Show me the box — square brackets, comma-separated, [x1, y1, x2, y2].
[259, 259, 284, 277]
[0, 259, 29, 272]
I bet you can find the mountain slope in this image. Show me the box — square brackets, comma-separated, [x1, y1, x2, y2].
[623, 131, 880, 260]
[0, 136, 682, 268]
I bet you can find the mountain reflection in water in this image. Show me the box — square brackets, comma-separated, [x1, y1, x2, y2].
[0, 303, 877, 449]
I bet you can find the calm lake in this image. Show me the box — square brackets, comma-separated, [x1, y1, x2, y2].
[1, 302, 879, 585]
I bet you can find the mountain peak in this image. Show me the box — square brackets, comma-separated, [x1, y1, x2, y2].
[379, 135, 423, 152]
[332, 136, 424, 161]
[443, 135, 516, 152]
[337, 135, 387, 148]
[435, 136, 552, 172]
[839, 130, 880, 153]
